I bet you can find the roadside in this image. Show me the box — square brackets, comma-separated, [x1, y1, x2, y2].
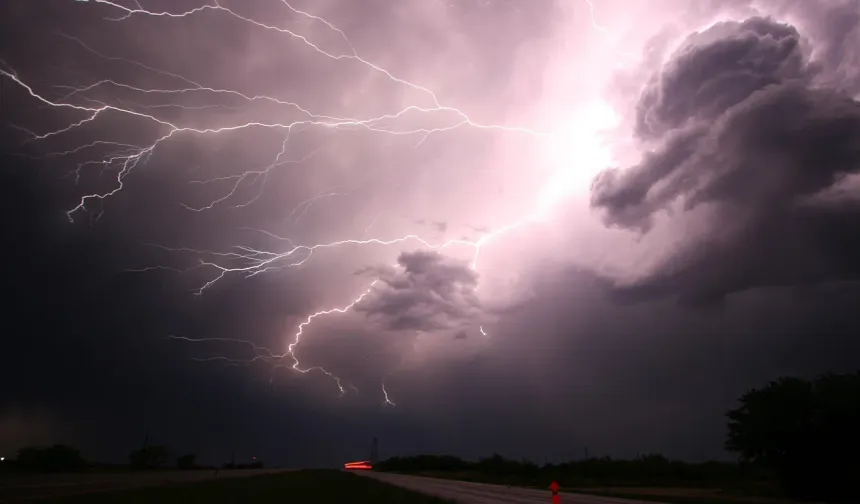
[561, 489, 801, 504]
[377, 471, 802, 504]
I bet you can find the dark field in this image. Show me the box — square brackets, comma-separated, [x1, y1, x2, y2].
[10, 470, 453, 504]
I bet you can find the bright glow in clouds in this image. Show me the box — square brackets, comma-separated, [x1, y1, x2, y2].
[537, 101, 620, 218]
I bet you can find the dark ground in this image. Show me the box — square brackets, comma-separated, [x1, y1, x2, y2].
[2, 470, 454, 504]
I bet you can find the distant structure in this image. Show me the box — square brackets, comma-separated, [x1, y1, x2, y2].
[343, 437, 379, 470]
[370, 437, 378, 465]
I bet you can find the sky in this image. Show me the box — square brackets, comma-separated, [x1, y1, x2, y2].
[1, 0, 859, 467]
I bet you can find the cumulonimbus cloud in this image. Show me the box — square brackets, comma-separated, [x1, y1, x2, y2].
[590, 12, 860, 303]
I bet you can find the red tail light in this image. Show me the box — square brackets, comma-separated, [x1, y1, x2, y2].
[344, 460, 373, 470]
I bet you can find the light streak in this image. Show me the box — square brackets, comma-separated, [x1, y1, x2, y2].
[344, 461, 373, 470]
[3, 0, 617, 401]
[581, 0, 638, 64]
[583, 0, 612, 36]
[381, 380, 396, 407]
[362, 211, 383, 237]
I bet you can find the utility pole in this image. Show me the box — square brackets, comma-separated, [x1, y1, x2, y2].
[134, 432, 150, 469]
[370, 437, 378, 465]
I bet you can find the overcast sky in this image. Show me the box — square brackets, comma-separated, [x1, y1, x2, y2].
[1, 0, 859, 467]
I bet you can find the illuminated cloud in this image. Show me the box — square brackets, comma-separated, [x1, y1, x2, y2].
[592, 10, 860, 303]
[635, 16, 808, 139]
[355, 250, 482, 332]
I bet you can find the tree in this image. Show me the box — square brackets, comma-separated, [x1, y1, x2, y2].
[16, 445, 85, 472]
[726, 373, 860, 502]
[129, 445, 171, 469]
[176, 453, 196, 470]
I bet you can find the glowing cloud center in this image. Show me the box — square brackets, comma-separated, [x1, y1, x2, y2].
[537, 101, 619, 218]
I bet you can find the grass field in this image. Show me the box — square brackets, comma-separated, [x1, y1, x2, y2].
[32, 470, 454, 504]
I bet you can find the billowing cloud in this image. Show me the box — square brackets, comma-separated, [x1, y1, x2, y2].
[591, 12, 860, 303]
[635, 16, 809, 139]
[354, 250, 482, 332]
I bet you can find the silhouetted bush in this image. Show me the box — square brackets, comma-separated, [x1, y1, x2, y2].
[377, 455, 471, 473]
[176, 453, 196, 470]
[129, 445, 171, 469]
[15, 444, 86, 472]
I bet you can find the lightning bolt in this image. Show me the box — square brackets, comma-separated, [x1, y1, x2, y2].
[583, 0, 612, 36]
[582, 0, 638, 64]
[3, 0, 615, 402]
[381, 380, 396, 407]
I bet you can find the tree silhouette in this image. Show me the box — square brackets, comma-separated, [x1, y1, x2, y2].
[376, 453, 768, 488]
[16, 445, 85, 472]
[726, 373, 860, 502]
[176, 453, 196, 470]
[129, 445, 171, 469]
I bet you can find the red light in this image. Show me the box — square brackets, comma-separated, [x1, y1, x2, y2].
[344, 460, 372, 470]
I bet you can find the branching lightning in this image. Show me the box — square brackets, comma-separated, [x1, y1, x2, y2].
[3, 0, 618, 406]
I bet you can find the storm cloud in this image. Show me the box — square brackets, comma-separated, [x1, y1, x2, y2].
[355, 250, 482, 332]
[592, 12, 860, 302]
[634, 16, 810, 139]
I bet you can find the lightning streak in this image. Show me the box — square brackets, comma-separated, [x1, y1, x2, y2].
[381, 380, 396, 407]
[583, 0, 612, 36]
[3, 0, 614, 402]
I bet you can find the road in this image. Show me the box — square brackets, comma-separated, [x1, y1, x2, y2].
[0, 468, 291, 502]
[359, 472, 668, 504]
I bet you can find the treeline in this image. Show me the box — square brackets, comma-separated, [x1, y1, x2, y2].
[376, 453, 771, 488]
[0, 443, 264, 473]
[12, 445, 87, 473]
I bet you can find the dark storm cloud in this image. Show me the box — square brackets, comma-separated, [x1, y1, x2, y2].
[354, 250, 481, 332]
[635, 16, 809, 139]
[698, 0, 860, 94]
[591, 13, 860, 302]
